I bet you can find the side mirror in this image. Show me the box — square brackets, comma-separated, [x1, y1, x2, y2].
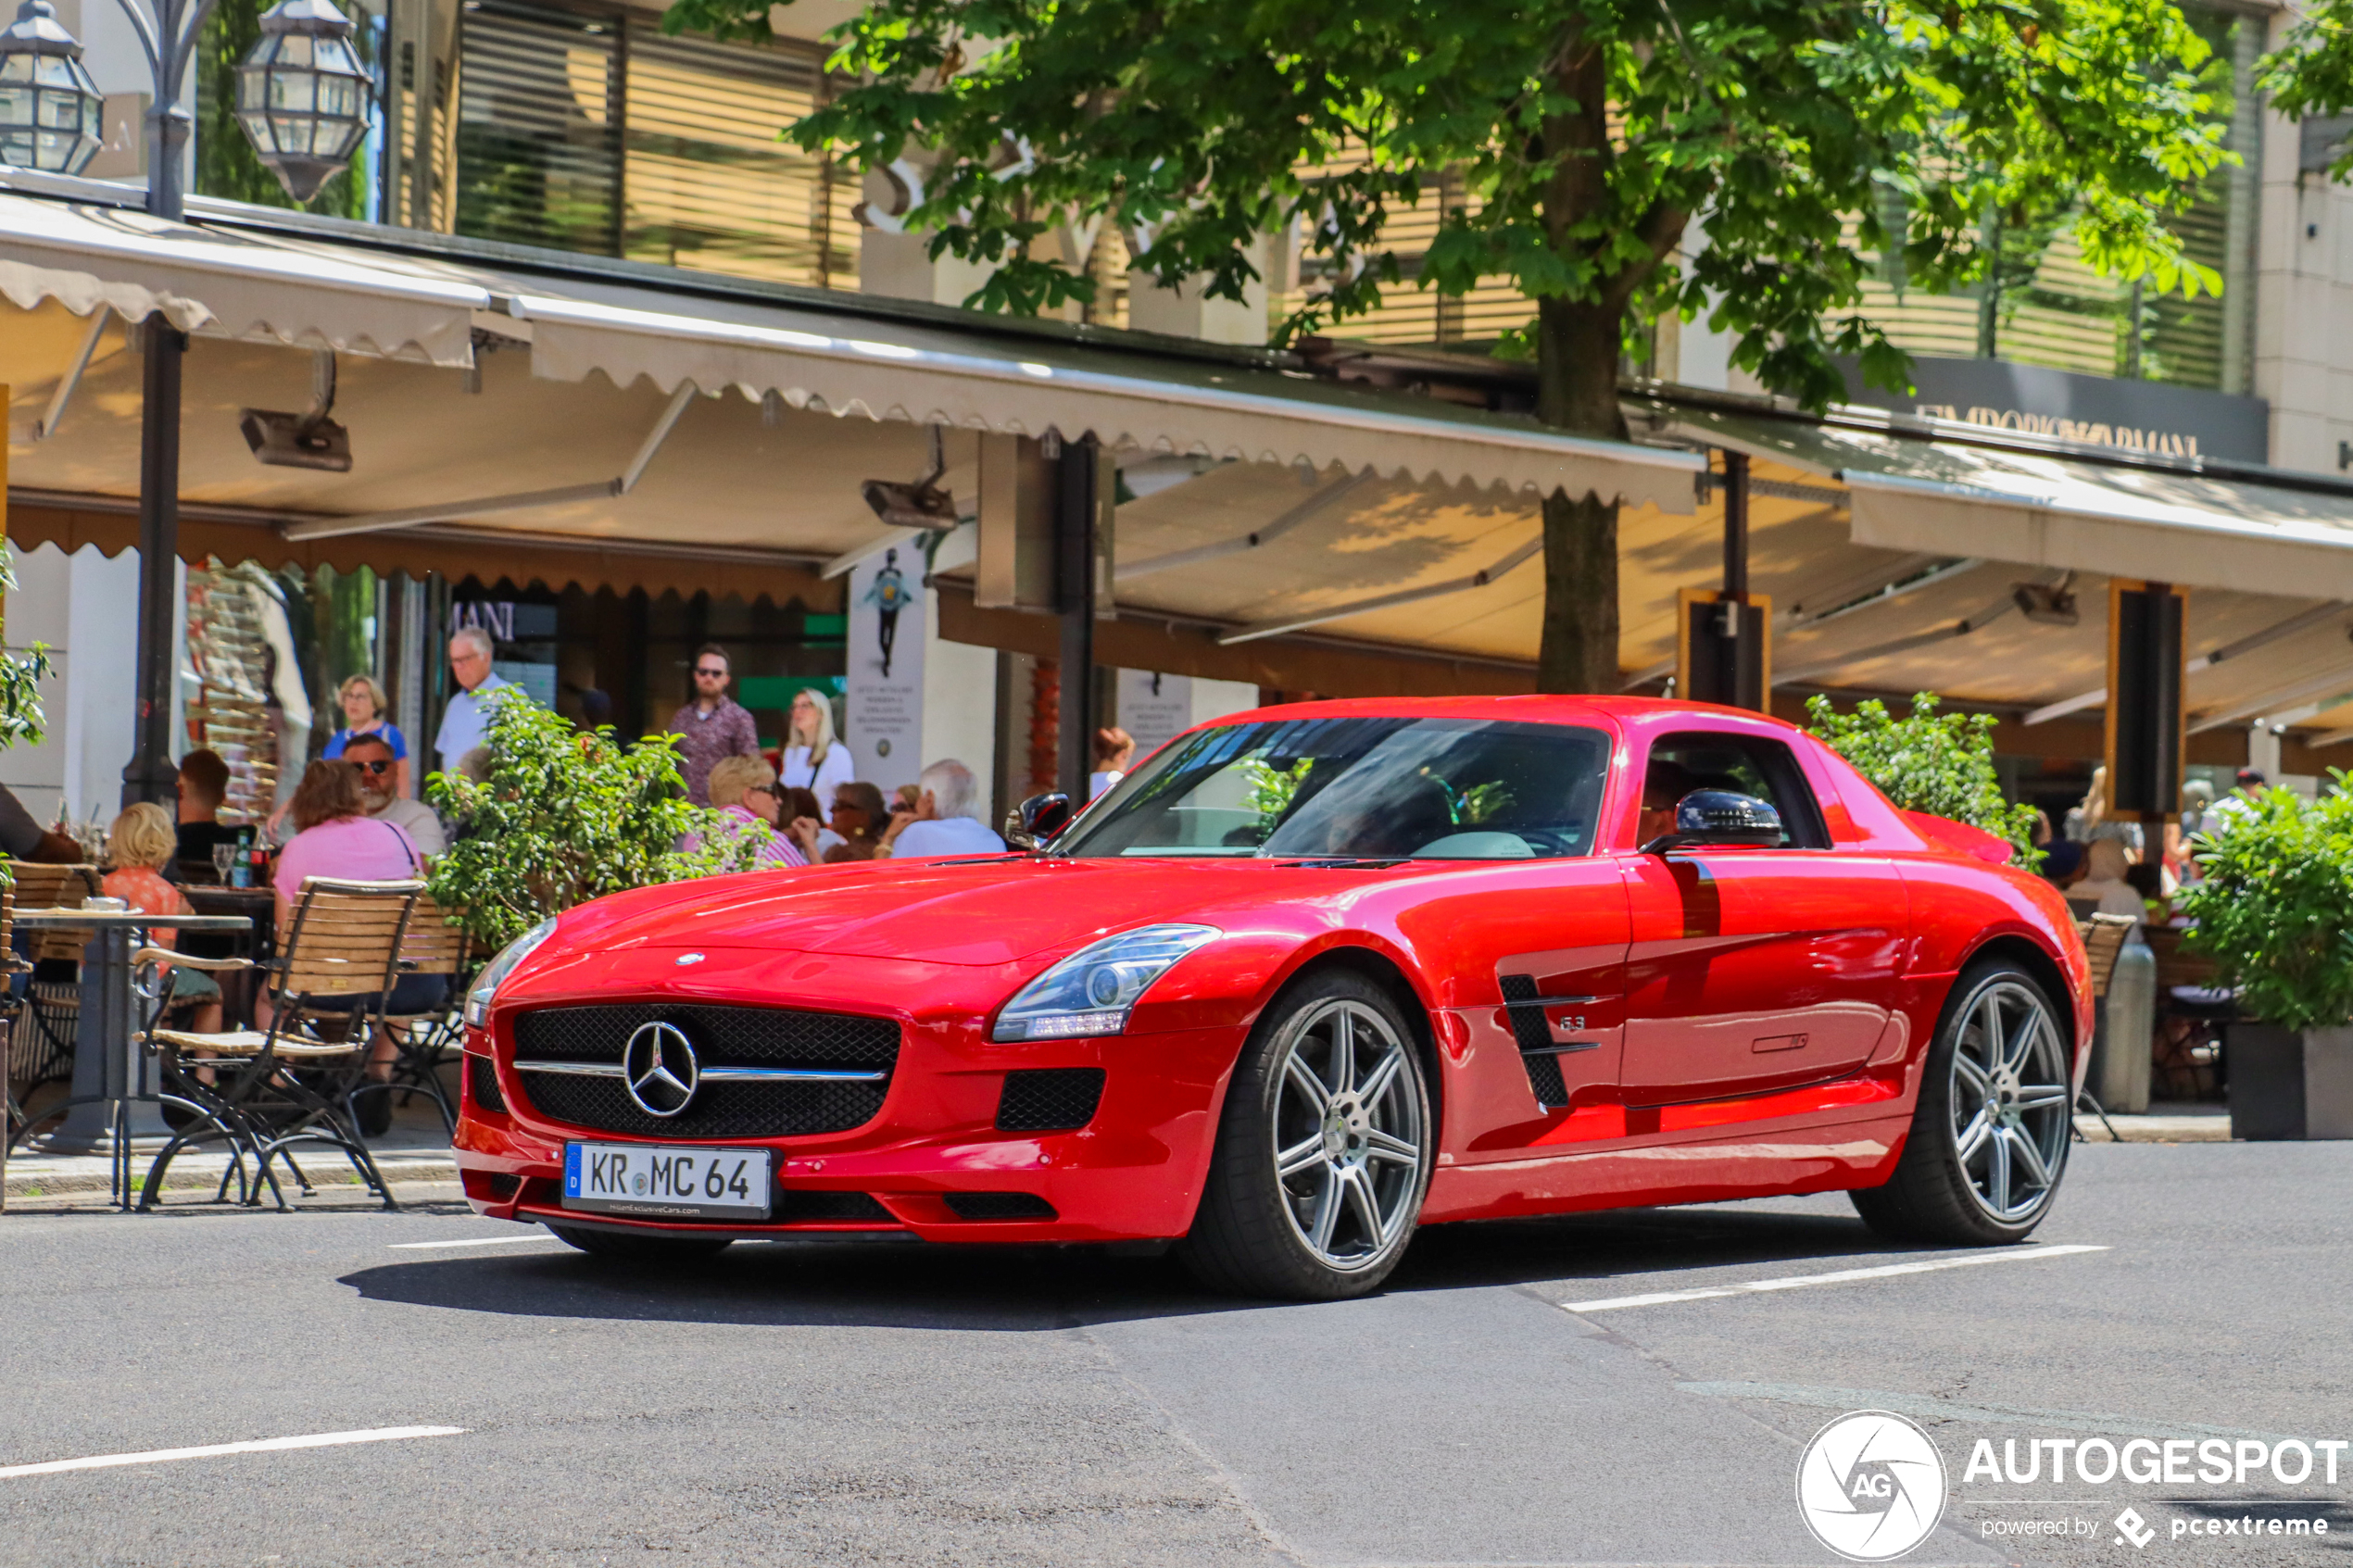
[1005, 791, 1073, 850]
[1641, 789, 1782, 855]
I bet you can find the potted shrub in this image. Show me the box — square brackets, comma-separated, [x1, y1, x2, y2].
[426, 690, 763, 950]
[2177, 778, 2353, 1140]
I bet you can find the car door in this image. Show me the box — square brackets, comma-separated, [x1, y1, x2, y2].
[1617, 726, 1908, 1106]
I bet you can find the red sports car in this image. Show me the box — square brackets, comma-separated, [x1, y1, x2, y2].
[452, 697, 2090, 1299]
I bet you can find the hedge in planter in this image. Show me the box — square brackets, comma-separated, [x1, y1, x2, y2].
[2177, 779, 2353, 1035]
[1805, 693, 2040, 866]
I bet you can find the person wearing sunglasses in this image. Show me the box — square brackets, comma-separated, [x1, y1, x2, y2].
[666, 643, 760, 807]
[344, 733, 446, 856]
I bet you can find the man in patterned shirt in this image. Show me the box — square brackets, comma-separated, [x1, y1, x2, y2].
[667, 643, 760, 806]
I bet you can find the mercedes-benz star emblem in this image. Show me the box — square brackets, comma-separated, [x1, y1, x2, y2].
[623, 1021, 698, 1117]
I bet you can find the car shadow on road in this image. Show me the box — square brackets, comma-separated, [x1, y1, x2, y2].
[337, 1199, 1926, 1330]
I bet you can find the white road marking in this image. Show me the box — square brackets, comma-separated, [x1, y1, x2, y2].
[1558, 1243, 2108, 1313]
[0, 1426, 466, 1479]
[386, 1235, 560, 1250]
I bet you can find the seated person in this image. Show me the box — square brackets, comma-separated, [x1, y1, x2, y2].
[174, 748, 238, 869]
[2068, 837, 2145, 920]
[342, 733, 445, 858]
[702, 755, 808, 868]
[270, 759, 438, 1135]
[820, 783, 891, 863]
[103, 802, 224, 1035]
[0, 781, 87, 865]
[879, 760, 1006, 859]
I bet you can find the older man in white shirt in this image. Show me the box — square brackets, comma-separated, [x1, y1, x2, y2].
[880, 759, 1006, 859]
[434, 625, 513, 768]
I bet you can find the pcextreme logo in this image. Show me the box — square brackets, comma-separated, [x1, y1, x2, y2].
[1796, 1411, 1949, 1562]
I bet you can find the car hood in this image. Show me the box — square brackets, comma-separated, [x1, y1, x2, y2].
[553, 856, 1433, 966]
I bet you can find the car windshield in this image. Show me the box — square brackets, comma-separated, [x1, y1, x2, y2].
[1054, 717, 1611, 860]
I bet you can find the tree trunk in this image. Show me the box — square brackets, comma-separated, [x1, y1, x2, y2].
[1532, 293, 1630, 693]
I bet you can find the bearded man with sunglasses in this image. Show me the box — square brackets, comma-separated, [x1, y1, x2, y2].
[345, 734, 447, 857]
[666, 643, 759, 806]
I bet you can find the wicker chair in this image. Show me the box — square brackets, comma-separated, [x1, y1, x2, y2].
[354, 892, 469, 1135]
[6, 863, 100, 1130]
[137, 877, 422, 1211]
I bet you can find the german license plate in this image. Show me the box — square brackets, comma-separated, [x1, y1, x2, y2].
[561, 1142, 771, 1221]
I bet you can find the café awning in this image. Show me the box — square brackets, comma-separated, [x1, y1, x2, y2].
[1639, 397, 2353, 602]
[0, 191, 484, 366]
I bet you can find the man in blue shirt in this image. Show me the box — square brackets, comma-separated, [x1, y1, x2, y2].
[434, 625, 513, 768]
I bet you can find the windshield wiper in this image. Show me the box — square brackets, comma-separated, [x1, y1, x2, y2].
[1255, 856, 1407, 869]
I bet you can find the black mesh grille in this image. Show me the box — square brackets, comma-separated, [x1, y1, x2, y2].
[1522, 1052, 1569, 1109]
[996, 1068, 1105, 1132]
[943, 1192, 1058, 1221]
[1499, 974, 1555, 1054]
[510, 1003, 900, 1137]
[467, 1055, 507, 1114]
[772, 1188, 895, 1224]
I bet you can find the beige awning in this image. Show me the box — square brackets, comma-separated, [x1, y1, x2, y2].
[0, 191, 485, 366]
[1642, 397, 2353, 601]
[508, 283, 1700, 506]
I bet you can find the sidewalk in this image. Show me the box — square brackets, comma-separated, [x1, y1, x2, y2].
[6, 1097, 458, 1201]
[2073, 1099, 2232, 1143]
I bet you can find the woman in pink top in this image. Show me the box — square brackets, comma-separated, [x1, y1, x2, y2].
[270, 759, 433, 1135]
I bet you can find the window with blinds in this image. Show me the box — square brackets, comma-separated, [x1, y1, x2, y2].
[451, 1, 855, 289]
[454, 0, 623, 255]
[622, 30, 854, 289]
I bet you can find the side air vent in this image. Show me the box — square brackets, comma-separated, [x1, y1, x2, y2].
[467, 1055, 507, 1113]
[1521, 1053, 1570, 1109]
[943, 1192, 1058, 1221]
[996, 1068, 1105, 1132]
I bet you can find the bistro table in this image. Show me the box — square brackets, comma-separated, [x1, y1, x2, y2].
[17, 907, 253, 1208]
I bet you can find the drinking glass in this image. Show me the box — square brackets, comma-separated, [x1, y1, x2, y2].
[211, 843, 235, 883]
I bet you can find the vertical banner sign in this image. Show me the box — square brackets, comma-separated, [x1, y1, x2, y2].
[848, 551, 925, 796]
[1116, 670, 1192, 763]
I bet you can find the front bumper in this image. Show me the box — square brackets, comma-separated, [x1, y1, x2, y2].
[451, 946, 1242, 1245]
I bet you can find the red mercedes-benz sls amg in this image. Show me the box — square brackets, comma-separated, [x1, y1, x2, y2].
[452, 696, 2090, 1299]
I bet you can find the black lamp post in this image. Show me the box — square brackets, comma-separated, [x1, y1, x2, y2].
[1, 0, 366, 806]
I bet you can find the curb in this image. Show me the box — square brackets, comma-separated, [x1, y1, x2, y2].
[4, 1157, 459, 1199]
[2073, 1114, 2232, 1144]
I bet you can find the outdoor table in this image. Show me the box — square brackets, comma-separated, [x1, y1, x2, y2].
[17, 907, 253, 1207]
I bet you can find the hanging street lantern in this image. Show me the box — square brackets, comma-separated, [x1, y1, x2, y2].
[235, 0, 370, 204]
[0, 0, 104, 176]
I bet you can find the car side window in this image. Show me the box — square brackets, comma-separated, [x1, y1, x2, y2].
[1640, 732, 1832, 850]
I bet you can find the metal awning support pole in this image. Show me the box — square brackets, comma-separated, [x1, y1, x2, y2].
[1055, 436, 1101, 803]
[1722, 450, 1750, 602]
[34, 307, 109, 443]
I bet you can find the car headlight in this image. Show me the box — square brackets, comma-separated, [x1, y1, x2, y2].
[462, 915, 560, 1029]
[991, 924, 1220, 1043]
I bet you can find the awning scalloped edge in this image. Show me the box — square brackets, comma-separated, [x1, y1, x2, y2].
[0, 257, 210, 332]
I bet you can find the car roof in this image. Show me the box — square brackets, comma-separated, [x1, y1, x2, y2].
[1195, 694, 1809, 735]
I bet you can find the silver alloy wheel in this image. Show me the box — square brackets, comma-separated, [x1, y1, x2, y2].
[1949, 978, 2073, 1223]
[1271, 997, 1427, 1272]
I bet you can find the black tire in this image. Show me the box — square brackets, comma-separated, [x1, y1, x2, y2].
[544, 1223, 734, 1262]
[1852, 959, 2075, 1246]
[1177, 968, 1434, 1299]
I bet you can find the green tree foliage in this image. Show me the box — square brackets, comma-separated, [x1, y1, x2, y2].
[0, 543, 54, 888]
[425, 691, 761, 949]
[2177, 780, 2353, 1033]
[1805, 692, 2038, 863]
[2262, 7, 2353, 180]
[669, 0, 2227, 690]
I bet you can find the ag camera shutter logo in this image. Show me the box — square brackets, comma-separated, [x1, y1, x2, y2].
[1796, 1411, 1947, 1562]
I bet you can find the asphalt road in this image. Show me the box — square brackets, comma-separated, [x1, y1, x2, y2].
[5, 1140, 2348, 1567]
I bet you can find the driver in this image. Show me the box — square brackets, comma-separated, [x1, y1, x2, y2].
[1638, 759, 1702, 847]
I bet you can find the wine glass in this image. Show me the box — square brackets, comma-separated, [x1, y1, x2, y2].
[211, 842, 235, 884]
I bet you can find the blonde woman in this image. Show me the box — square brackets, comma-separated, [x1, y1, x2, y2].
[323, 674, 409, 797]
[2066, 765, 2144, 859]
[780, 686, 857, 800]
[103, 802, 224, 1035]
[700, 754, 812, 868]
